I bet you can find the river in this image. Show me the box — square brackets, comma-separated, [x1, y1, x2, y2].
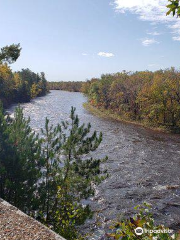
[8, 90, 180, 239]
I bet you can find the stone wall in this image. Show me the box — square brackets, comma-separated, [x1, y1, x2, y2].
[0, 199, 66, 240]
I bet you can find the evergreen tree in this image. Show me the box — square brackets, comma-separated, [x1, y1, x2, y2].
[39, 107, 107, 239]
[0, 106, 42, 212]
[0, 105, 107, 239]
[0, 102, 14, 200]
[40, 117, 62, 222]
[0, 44, 21, 64]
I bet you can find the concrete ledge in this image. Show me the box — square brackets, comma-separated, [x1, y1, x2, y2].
[0, 199, 66, 240]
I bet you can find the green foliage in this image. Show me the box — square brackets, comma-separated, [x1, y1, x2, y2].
[0, 105, 107, 240]
[0, 106, 42, 211]
[108, 203, 179, 240]
[38, 107, 106, 239]
[167, 0, 180, 17]
[0, 44, 21, 64]
[82, 69, 180, 131]
[0, 44, 48, 107]
[53, 186, 90, 240]
[0, 64, 48, 107]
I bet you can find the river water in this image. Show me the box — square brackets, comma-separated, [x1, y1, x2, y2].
[8, 90, 180, 238]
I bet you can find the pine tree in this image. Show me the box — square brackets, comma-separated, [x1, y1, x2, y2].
[40, 117, 62, 222]
[0, 105, 107, 239]
[39, 107, 107, 239]
[0, 102, 14, 200]
[0, 106, 42, 212]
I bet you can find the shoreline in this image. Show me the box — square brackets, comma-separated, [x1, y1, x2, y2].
[4, 91, 49, 111]
[83, 102, 176, 134]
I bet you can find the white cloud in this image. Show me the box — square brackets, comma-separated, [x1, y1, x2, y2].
[82, 53, 88, 56]
[114, 0, 180, 41]
[141, 38, 159, 46]
[98, 52, 115, 57]
[173, 36, 180, 41]
[147, 31, 162, 36]
[148, 63, 159, 67]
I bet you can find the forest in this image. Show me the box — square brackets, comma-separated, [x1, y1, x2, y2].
[81, 69, 180, 132]
[48, 81, 83, 92]
[0, 44, 48, 107]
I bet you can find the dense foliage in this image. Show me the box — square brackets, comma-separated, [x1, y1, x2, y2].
[108, 203, 179, 240]
[0, 105, 106, 239]
[0, 65, 48, 107]
[167, 0, 180, 16]
[48, 81, 83, 92]
[0, 44, 21, 64]
[81, 69, 180, 132]
[0, 44, 48, 107]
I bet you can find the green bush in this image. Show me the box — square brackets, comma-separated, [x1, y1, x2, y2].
[108, 203, 179, 240]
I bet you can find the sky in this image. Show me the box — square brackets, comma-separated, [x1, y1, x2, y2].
[0, 0, 180, 82]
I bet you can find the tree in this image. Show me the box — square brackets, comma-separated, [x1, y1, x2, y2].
[0, 44, 21, 64]
[0, 102, 13, 200]
[0, 106, 42, 212]
[167, 0, 180, 17]
[39, 107, 107, 239]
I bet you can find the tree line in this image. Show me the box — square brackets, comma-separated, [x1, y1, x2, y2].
[48, 81, 83, 92]
[81, 69, 180, 132]
[0, 44, 48, 108]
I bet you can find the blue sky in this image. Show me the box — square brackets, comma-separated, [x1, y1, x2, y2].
[0, 0, 180, 81]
